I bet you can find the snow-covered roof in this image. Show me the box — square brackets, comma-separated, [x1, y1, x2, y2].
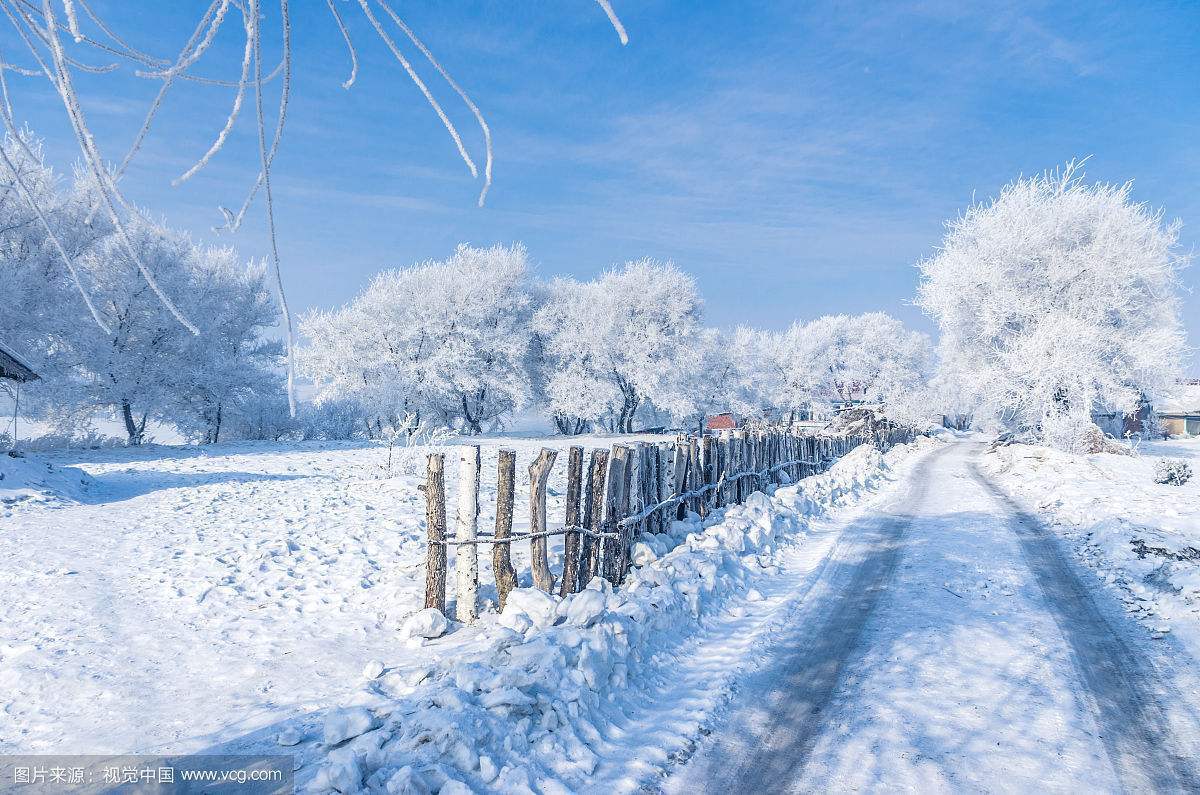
[0, 339, 38, 382]
[1158, 383, 1200, 415]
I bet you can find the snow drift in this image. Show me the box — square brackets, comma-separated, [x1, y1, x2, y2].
[0, 453, 92, 506]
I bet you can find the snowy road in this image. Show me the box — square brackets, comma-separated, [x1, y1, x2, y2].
[664, 440, 1200, 793]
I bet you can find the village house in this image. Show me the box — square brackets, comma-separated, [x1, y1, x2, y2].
[1158, 381, 1200, 437]
[0, 340, 38, 384]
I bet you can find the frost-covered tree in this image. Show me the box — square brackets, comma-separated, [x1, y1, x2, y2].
[759, 313, 931, 422]
[916, 163, 1186, 450]
[170, 248, 282, 443]
[299, 244, 539, 435]
[1, 132, 282, 444]
[0, 131, 114, 365]
[535, 259, 702, 433]
[46, 218, 280, 444]
[662, 327, 763, 434]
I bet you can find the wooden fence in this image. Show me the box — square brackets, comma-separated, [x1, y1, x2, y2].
[423, 425, 917, 622]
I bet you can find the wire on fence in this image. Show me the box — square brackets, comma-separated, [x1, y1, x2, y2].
[429, 524, 620, 546]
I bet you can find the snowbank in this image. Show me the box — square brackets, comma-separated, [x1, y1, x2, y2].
[0, 453, 92, 507]
[982, 439, 1200, 654]
[302, 438, 930, 793]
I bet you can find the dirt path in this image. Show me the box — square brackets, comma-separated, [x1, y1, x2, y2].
[664, 440, 1199, 793]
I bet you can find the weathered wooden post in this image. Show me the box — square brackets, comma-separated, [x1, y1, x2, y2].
[628, 442, 644, 531]
[529, 448, 558, 592]
[424, 452, 447, 613]
[686, 437, 700, 516]
[619, 443, 644, 579]
[655, 443, 670, 533]
[580, 448, 609, 588]
[712, 432, 725, 508]
[672, 439, 689, 521]
[455, 445, 481, 623]
[695, 435, 708, 517]
[559, 446, 585, 598]
[603, 445, 630, 585]
[650, 443, 662, 525]
[733, 430, 745, 502]
[493, 449, 518, 611]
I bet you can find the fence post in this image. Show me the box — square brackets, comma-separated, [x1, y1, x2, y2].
[559, 446, 584, 598]
[620, 443, 644, 579]
[656, 443, 671, 532]
[628, 442, 644, 533]
[580, 448, 609, 588]
[711, 432, 723, 508]
[672, 440, 689, 521]
[529, 448, 558, 593]
[455, 445, 481, 623]
[424, 452, 447, 613]
[493, 449, 518, 611]
[603, 445, 630, 585]
[691, 439, 700, 521]
[731, 430, 746, 502]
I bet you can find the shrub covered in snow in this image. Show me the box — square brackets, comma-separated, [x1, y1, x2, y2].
[1153, 459, 1192, 486]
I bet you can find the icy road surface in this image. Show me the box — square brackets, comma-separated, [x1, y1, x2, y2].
[664, 440, 1200, 793]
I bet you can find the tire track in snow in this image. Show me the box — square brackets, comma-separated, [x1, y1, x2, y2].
[970, 459, 1200, 793]
[662, 442, 951, 792]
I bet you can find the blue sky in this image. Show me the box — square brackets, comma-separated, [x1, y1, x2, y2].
[10, 1, 1200, 370]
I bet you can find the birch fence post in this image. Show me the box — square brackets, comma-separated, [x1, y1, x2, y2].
[493, 449, 518, 611]
[424, 452, 447, 613]
[455, 445, 481, 623]
[559, 446, 584, 598]
[529, 448, 558, 592]
[580, 448, 609, 587]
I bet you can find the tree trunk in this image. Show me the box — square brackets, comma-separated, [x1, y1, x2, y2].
[461, 393, 483, 435]
[121, 400, 142, 445]
[212, 402, 223, 445]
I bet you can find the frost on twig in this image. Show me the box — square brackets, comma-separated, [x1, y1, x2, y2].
[0, 0, 633, 413]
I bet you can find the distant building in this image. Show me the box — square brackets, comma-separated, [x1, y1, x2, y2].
[1158, 381, 1200, 437]
[0, 340, 38, 383]
[705, 412, 738, 431]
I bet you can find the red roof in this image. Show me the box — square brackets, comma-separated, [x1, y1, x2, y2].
[705, 413, 737, 430]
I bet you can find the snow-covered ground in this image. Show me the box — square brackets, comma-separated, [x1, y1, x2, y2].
[0, 432, 931, 792]
[982, 437, 1200, 658]
[0, 434, 659, 757]
[11, 431, 1194, 792]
